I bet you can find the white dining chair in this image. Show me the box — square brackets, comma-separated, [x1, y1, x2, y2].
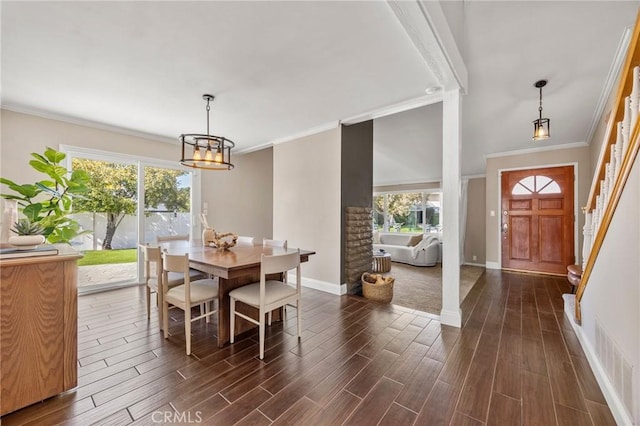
[263, 238, 287, 249]
[162, 252, 218, 355]
[237, 236, 255, 245]
[140, 243, 199, 329]
[229, 250, 301, 359]
[262, 238, 289, 324]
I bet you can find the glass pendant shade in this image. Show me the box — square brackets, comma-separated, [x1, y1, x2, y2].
[532, 80, 550, 141]
[533, 117, 550, 141]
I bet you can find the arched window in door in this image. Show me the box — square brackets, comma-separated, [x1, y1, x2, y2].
[512, 175, 562, 195]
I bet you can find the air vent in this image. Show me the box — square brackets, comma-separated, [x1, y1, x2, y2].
[595, 319, 635, 421]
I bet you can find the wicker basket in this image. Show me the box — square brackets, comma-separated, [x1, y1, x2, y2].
[361, 272, 394, 303]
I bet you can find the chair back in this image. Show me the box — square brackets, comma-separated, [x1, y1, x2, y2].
[261, 250, 299, 275]
[157, 234, 190, 243]
[237, 236, 255, 245]
[139, 244, 161, 279]
[162, 252, 191, 298]
[263, 238, 287, 249]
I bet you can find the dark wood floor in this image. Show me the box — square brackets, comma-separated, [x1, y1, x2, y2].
[1, 270, 615, 425]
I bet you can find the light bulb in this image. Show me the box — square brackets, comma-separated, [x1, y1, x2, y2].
[192, 147, 202, 161]
[204, 146, 214, 161]
[214, 147, 223, 163]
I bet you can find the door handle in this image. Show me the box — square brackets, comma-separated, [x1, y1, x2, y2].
[502, 222, 508, 234]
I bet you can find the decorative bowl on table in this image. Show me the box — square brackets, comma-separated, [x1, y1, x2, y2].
[8, 235, 46, 250]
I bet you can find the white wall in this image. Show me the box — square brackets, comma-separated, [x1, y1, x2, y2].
[1, 110, 178, 184]
[580, 157, 639, 423]
[273, 127, 342, 294]
[200, 148, 273, 243]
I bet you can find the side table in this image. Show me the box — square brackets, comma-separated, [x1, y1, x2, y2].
[372, 252, 392, 273]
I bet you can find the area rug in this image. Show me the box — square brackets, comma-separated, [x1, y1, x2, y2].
[381, 263, 485, 315]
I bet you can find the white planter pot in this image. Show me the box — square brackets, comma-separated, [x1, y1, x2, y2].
[8, 235, 46, 250]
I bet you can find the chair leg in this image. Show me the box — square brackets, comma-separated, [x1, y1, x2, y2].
[296, 299, 302, 338]
[230, 298, 236, 344]
[259, 309, 265, 360]
[163, 300, 169, 339]
[205, 302, 211, 324]
[158, 288, 165, 330]
[145, 286, 151, 320]
[268, 310, 272, 326]
[185, 309, 191, 355]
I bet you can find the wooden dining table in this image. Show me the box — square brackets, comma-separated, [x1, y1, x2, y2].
[160, 240, 315, 347]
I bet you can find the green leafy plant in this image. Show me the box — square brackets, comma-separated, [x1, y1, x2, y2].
[11, 218, 45, 236]
[1, 147, 91, 244]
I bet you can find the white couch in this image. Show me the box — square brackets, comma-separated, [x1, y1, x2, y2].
[373, 232, 440, 267]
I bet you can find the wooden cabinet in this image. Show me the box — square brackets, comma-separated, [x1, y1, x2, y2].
[0, 245, 81, 416]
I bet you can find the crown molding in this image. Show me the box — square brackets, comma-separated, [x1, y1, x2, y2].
[484, 141, 588, 161]
[341, 94, 442, 125]
[586, 27, 632, 146]
[2, 103, 176, 144]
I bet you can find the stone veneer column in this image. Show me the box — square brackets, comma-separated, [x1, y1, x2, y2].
[344, 207, 373, 291]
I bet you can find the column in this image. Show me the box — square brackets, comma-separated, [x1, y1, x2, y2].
[441, 89, 462, 327]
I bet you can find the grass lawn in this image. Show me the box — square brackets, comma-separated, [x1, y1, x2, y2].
[78, 249, 137, 266]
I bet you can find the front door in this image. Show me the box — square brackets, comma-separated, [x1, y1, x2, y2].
[501, 166, 574, 275]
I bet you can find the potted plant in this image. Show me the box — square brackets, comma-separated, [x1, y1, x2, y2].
[1, 147, 91, 244]
[8, 218, 46, 249]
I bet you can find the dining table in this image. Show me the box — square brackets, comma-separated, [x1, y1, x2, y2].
[159, 240, 315, 347]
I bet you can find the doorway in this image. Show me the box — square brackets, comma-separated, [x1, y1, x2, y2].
[500, 165, 575, 275]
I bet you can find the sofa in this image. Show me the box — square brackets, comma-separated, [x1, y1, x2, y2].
[373, 232, 440, 267]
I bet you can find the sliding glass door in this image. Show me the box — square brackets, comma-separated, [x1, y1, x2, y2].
[64, 146, 199, 292]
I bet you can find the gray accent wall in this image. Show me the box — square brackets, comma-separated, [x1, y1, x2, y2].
[340, 120, 373, 286]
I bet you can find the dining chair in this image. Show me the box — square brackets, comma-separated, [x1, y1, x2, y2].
[157, 232, 208, 289]
[263, 238, 287, 249]
[162, 252, 218, 355]
[229, 250, 301, 359]
[237, 236, 255, 245]
[262, 238, 289, 324]
[139, 243, 205, 330]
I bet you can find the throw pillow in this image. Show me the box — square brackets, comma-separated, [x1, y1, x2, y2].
[406, 234, 423, 247]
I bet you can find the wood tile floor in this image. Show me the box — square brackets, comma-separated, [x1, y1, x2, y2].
[1, 270, 615, 425]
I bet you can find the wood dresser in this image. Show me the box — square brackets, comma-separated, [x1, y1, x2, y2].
[0, 244, 81, 416]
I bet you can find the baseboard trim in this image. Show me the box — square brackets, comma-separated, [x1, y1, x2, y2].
[288, 273, 346, 295]
[440, 308, 462, 327]
[562, 294, 634, 426]
[463, 262, 486, 268]
[485, 261, 500, 270]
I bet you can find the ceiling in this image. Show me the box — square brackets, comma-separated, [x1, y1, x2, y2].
[2, 1, 638, 186]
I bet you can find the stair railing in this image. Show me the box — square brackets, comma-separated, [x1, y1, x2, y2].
[575, 9, 640, 323]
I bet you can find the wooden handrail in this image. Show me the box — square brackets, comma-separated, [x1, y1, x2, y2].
[586, 8, 640, 212]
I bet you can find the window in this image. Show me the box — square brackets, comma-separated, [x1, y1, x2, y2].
[512, 175, 561, 195]
[373, 191, 441, 233]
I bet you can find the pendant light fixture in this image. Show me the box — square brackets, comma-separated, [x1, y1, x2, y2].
[532, 80, 550, 141]
[179, 94, 235, 170]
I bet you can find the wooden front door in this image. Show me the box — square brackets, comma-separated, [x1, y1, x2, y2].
[501, 166, 574, 275]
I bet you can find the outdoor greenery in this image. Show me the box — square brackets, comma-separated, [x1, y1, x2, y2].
[373, 192, 440, 231]
[0, 147, 90, 244]
[78, 249, 137, 266]
[72, 159, 190, 249]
